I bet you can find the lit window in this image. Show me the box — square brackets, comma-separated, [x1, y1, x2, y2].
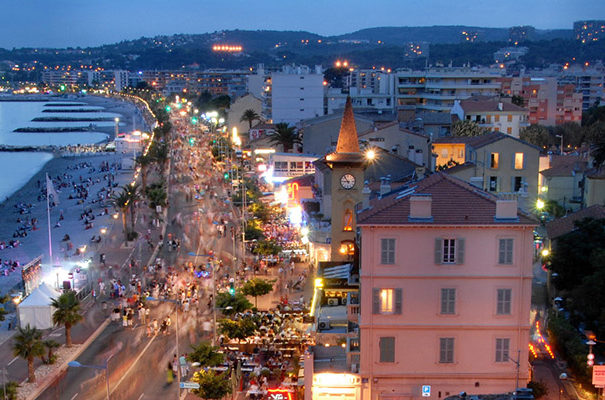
[338, 241, 355, 257]
[507, 114, 513, 122]
[380, 289, 394, 313]
[343, 209, 353, 231]
[495, 115, 500, 122]
[490, 153, 499, 169]
[514, 153, 524, 170]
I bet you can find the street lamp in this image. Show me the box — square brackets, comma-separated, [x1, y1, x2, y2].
[556, 134, 563, 156]
[67, 353, 114, 400]
[146, 296, 181, 399]
[114, 117, 120, 137]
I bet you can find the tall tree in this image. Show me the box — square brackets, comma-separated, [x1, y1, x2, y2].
[186, 342, 224, 367]
[520, 124, 552, 148]
[192, 370, 231, 399]
[268, 122, 301, 152]
[13, 325, 45, 383]
[240, 109, 260, 131]
[111, 190, 130, 240]
[122, 184, 141, 234]
[240, 278, 274, 308]
[149, 141, 170, 173]
[215, 292, 252, 315]
[51, 291, 83, 347]
[451, 120, 489, 137]
[135, 154, 153, 190]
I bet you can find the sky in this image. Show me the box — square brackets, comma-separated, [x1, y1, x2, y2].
[2, 0, 605, 48]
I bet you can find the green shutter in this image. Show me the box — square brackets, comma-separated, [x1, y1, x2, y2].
[456, 238, 465, 264]
[372, 288, 380, 314]
[395, 288, 402, 314]
[434, 238, 443, 264]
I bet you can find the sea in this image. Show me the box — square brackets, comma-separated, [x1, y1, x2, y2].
[0, 98, 122, 201]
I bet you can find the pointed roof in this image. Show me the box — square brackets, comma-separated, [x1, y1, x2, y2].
[335, 97, 360, 154]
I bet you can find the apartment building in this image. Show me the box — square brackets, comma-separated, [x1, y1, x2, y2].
[497, 77, 582, 125]
[558, 65, 605, 111]
[141, 69, 250, 97]
[574, 20, 605, 43]
[356, 173, 534, 399]
[450, 97, 529, 137]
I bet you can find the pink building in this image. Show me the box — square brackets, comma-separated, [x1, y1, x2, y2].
[356, 173, 535, 399]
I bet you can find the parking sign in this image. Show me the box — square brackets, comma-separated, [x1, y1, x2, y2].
[422, 385, 431, 397]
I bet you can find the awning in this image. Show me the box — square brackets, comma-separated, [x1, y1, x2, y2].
[322, 263, 351, 279]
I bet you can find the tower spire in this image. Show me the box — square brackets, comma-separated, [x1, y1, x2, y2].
[335, 97, 360, 154]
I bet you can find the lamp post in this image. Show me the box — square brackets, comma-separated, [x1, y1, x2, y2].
[114, 117, 120, 137]
[505, 350, 521, 391]
[556, 134, 563, 156]
[146, 296, 180, 399]
[67, 353, 114, 400]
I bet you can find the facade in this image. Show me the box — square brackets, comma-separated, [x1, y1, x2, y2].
[302, 112, 374, 156]
[226, 93, 263, 138]
[497, 77, 583, 125]
[141, 69, 250, 97]
[114, 70, 129, 92]
[450, 97, 529, 138]
[265, 65, 325, 125]
[358, 121, 431, 167]
[539, 155, 590, 211]
[268, 152, 318, 179]
[584, 168, 605, 207]
[357, 173, 535, 399]
[558, 65, 605, 111]
[433, 133, 540, 210]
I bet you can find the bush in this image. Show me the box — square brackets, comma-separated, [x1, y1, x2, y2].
[547, 311, 591, 384]
[527, 381, 548, 399]
[126, 231, 139, 241]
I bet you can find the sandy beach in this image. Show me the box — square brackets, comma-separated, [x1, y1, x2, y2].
[0, 94, 149, 295]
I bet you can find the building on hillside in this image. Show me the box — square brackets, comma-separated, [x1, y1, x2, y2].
[574, 20, 605, 43]
[497, 77, 582, 125]
[356, 173, 535, 399]
[226, 93, 262, 138]
[432, 133, 540, 210]
[302, 112, 374, 156]
[539, 156, 590, 211]
[558, 65, 605, 111]
[357, 121, 431, 167]
[450, 97, 529, 138]
[141, 69, 250, 97]
[264, 65, 324, 125]
[508, 26, 536, 43]
[493, 47, 528, 63]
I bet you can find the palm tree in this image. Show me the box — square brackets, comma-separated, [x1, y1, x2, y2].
[240, 109, 260, 131]
[136, 154, 153, 190]
[268, 122, 301, 153]
[122, 184, 141, 234]
[13, 324, 45, 383]
[149, 141, 169, 174]
[50, 291, 83, 347]
[42, 339, 60, 364]
[111, 190, 129, 241]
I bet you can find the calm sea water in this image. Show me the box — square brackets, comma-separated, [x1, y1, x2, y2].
[0, 99, 122, 201]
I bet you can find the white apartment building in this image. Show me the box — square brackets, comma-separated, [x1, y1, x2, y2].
[558, 65, 605, 110]
[265, 65, 325, 125]
[114, 70, 129, 92]
[451, 97, 529, 138]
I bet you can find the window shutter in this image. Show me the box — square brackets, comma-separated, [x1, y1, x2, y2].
[372, 288, 380, 314]
[395, 288, 402, 314]
[456, 238, 465, 264]
[511, 176, 516, 192]
[434, 238, 443, 264]
[498, 239, 506, 264]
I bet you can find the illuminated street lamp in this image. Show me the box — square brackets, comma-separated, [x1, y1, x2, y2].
[114, 117, 119, 137]
[365, 148, 376, 161]
[536, 199, 545, 210]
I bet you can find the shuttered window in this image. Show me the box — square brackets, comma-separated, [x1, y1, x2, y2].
[440, 288, 456, 314]
[435, 238, 464, 264]
[374, 288, 402, 314]
[439, 338, 454, 363]
[498, 239, 514, 264]
[379, 337, 395, 363]
[381, 238, 396, 264]
[495, 338, 510, 362]
[497, 289, 512, 315]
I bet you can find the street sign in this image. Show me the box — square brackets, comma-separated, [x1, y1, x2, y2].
[180, 382, 200, 389]
[422, 385, 431, 397]
[593, 365, 605, 387]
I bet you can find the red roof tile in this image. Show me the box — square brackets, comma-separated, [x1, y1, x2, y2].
[546, 205, 605, 239]
[459, 97, 527, 113]
[357, 172, 535, 226]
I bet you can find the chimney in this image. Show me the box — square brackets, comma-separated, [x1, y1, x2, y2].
[362, 181, 371, 209]
[409, 195, 432, 219]
[498, 102, 503, 111]
[379, 176, 391, 196]
[495, 199, 518, 220]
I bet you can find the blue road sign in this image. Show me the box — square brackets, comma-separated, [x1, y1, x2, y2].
[422, 385, 431, 397]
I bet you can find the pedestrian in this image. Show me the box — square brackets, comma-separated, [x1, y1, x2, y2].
[166, 363, 174, 385]
[179, 354, 188, 377]
[122, 313, 128, 328]
[139, 306, 146, 324]
[145, 307, 150, 324]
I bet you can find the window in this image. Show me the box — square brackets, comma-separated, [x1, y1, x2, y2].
[490, 153, 499, 169]
[441, 149, 448, 159]
[514, 153, 524, 170]
[435, 238, 464, 264]
[507, 114, 513, 122]
[513, 176, 523, 192]
[379, 337, 395, 362]
[486, 115, 491, 123]
[381, 238, 395, 264]
[343, 209, 353, 232]
[495, 338, 510, 362]
[498, 239, 514, 264]
[373, 288, 402, 314]
[440, 288, 456, 314]
[489, 176, 499, 192]
[497, 289, 512, 315]
[439, 338, 454, 363]
[507, 127, 512, 134]
[495, 115, 500, 122]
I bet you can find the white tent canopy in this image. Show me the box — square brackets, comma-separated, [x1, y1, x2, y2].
[18, 285, 57, 330]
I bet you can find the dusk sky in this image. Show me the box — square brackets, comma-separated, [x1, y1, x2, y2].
[3, 0, 605, 48]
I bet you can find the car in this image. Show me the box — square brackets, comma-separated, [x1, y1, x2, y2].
[513, 388, 534, 400]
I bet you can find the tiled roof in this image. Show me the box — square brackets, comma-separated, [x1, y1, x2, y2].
[546, 205, 605, 239]
[433, 132, 539, 150]
[335, 97, 360, 154]
[250, 122, 275, 130]
[357, 172, 535, 226]
[459, 97, 527, 113]
[540, 160, 589, 178]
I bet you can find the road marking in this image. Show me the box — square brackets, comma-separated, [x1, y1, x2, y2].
[7, 356, 18, 366]
[70, 393, 78, 400]
[110, 335, 156, 395]
[137, 394, 144, 400]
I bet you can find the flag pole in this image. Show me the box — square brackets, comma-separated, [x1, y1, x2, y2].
[46, 173, 53, 266]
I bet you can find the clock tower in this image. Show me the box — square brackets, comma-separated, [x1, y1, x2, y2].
[325, 97, 366, 261]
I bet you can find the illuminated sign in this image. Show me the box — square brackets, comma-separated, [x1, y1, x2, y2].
[212, 44, 243, 52]
[313, 373, 360, 386]
[287, 182, 299, 202]
[266, 388, 295, 400]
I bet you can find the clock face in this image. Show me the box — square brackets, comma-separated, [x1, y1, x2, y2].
[340, 173, 356, 189]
